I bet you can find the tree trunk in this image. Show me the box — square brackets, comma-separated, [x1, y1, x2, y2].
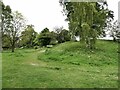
[113, 37, 116, 42]
[11, 45, 14, 52]
[11, 42, 15, 52]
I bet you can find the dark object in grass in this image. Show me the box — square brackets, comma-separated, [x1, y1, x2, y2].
[70, 54, 73, 56]
[70, 62, 80, 65]
[47, 66, 61, 70]
[55, 67, 61, 70]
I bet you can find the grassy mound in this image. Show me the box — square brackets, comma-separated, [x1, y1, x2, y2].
[38, 40, 118, 66]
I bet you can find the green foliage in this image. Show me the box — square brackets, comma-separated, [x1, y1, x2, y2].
[34, 28, 58, 47]
[1, 2, 12, 49]
[57, 29, 71, 43]
[40, 34, 51, 46]
[20, 25, 37, 48]
[81, 23, 97, 49]
[34, 28, 52, 46]
[41, 28, 49, 33]
[49, 31, 58, 45]
[54, 27, 71, 43]
[2, 34, 11, 49]
[1, 1, 26, 52]
[60, 1, 114, 49]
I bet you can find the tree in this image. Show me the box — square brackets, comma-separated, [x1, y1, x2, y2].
[6, 11, 26, 52]
[1, 2, 12, 49]
[58, 29, 71, 43]
[81, 23, 97, 49]
[11, 11, 26, 52]
[1, 2, 26, 52]
[37, 28, 52, 46]
[59, 1, 114, 49]
[20, 25, 37, 47]
[34, 28, 59, 46]
[54, 26, 71, 43]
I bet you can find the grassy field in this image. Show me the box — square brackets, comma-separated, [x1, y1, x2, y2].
[2, 40, 118, 88]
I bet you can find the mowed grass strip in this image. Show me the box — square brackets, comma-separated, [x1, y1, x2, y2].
[2, 40, 118, 88]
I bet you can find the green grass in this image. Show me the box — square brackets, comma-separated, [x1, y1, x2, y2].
[2, 40, 118, 88]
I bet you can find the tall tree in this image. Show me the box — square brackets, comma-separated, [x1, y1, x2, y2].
[7, 11, 26, 52]
[11, 11, 26, 52]
[60, 1, 114, 49]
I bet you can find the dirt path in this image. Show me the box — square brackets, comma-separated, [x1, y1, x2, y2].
[24, 49, 47, 67]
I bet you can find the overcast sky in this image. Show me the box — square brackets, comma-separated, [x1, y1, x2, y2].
[3, 0, 119, 33]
